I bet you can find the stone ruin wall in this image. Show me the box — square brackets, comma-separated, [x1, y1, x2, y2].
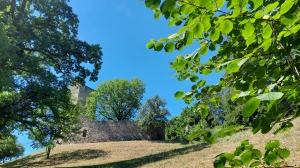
[68, 85, 160, 143]
[72, 116, 151, 143]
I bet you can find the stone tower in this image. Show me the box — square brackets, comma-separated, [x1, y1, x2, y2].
[69, 85, 94, 106]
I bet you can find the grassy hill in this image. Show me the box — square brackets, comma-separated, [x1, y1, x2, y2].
[2, 118, 300, 168]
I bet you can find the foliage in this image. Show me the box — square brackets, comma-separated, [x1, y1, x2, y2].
[0, 0, 103, 144]
[28, 104, 81, 159]
[0, 135, 24, 163]
[144, 0, 300, 140]
[136, 95, 171, 140]
[214, 140, 290, 168]
[85, 78, 145, 121]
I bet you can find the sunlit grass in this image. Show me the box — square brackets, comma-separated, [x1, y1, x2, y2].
[2, 118, 300, 168]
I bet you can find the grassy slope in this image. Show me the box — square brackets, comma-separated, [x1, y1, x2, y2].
[2, 118, 300, 168]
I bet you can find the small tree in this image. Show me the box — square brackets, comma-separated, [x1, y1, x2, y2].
[85, 78, 145, 121]
[28, 104, 81, 159]
[136, 95, 170, 140]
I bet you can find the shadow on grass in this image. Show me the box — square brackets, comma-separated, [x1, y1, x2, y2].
[2, 149, 108, 168]
[66, 143, 207, 168]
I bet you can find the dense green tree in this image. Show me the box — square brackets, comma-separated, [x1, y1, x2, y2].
[28, 104, 81, 159]
[0, 0, 102, 159]
[0, 136, 24, 163]
[85, 78, 145, 121]
[136, 95, 170, 140]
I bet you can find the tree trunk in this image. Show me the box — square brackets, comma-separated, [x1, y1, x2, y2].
[46, 147, 51, 159]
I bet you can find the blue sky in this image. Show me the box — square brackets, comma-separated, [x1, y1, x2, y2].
[18, 0, 223, 156]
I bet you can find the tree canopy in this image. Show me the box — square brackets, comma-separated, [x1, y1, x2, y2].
[85, 78, 145, 121]
[0, 0, 103, 158]
[136, 95, 171, 131]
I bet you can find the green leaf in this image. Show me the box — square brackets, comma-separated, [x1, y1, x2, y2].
[164, 42, 175, 53]
[209, 43, 216, 51]
[160, 0, 176, 17]
[234, 146, 244, 156]
[213, 156, 226, 168]
[221, 153, 234, 161]
[274, 122, 293, 134]
[265, 140, 280, 150]
[264, 2, 279, 14]
[257, 78, 267, 89]
[202, 16, 211, 31]
[254, 10, 263, 19]
[154, 42, 164, 51]
[198, 0, 211, 7]
[250, 161, 261, 167]
[252, 149, 262, 159]
[178, 26, 189, 34]
[168, 33, 181, 40]
[154, 12, 161, 19]
[200, 45, 208, 55]
[280, 0, 294, 15]
[174, 91, 184, 99]
[145, 0, 161, 10]
[190, 74, 199, 82]
[262, 25, 272, 39]
[201, 105, 209, 117]
[216, 0, 225, 9]
[280, 14, 297, 26]
[185, 31, 193, 45]
[266, 101, 277, 118]
[219, 20, 233, 34]
[191, 22, 204, 37]
[210, 28, 220, 42]
[256, 92, 284, 101]
[188, 129, 208, 140]
[274, 161, 284, 168]
[242, 97, 261, 118]
[240, 151, 253, 165]
[246, 34, 256, 46]
[238, 0, 249, 8]
[197, 79, 206, 87]
[201, 68, 212, 75]
[242, 23, 255, 38]
[250, 0, 263, 10]
[276, 148, 290, 159]
[264, 152, 278, 165]
[255, 66, 266, 79]
[146, 41, 155, 49]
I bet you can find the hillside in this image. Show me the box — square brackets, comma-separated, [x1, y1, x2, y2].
[2, 118, 300, 168]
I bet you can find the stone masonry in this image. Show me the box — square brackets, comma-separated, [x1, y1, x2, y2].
[69, 85, 155, 143]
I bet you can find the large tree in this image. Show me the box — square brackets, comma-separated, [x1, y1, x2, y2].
[0, 0, 102, 154]
[85, 78, 145, 120]
[144, 0, 300, 166]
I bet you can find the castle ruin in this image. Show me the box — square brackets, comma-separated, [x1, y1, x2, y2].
[69, 85, 161, 143]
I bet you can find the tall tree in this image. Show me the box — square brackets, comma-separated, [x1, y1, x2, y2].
[136, 95, 170, 140]
[0, 0, 102, 158]
[85, 78, 145, 120]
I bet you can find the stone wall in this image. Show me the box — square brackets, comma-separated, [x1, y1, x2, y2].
[68, 85, 165, 144]
[72, 116, 151, 143]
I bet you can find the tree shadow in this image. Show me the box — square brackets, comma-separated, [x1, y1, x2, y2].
[2, 149, 108, 168]
[66, 143, 207, 168]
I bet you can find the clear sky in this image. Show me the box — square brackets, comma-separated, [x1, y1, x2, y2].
[18, 0, 223, 156]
